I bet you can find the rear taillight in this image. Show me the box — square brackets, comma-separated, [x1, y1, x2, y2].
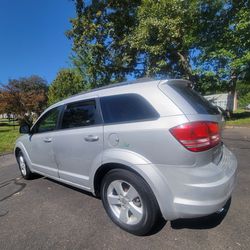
[170, 121, 221, 152]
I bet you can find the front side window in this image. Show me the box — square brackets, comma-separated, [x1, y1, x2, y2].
[100, 94, 159, 124]
[61, 100, 100, 129]
[33, 107, 61, 133]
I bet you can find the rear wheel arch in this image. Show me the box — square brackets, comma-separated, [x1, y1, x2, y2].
[97, 166, 163, 235]
[93, 163, 139, 197]
[93, 161, 176, 220]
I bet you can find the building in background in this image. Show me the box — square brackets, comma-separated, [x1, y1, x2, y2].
[0, 113, 15, 119]
[204, 93, 237, 112]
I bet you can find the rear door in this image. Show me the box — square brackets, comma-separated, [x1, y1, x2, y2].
[53, 98, 103, 188]
[100, 94, 165, 164]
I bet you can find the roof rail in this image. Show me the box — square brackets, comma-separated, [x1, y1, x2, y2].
[71, 77, 156, 97]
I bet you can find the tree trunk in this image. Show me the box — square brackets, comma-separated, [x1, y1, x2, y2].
[230, 73, 238, 112]
[177, 51, 197, 84]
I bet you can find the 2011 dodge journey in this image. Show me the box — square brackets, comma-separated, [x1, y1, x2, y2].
[15, 79, 237, 235]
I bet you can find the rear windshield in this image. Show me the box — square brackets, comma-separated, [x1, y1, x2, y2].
[169, 83, 219, 115]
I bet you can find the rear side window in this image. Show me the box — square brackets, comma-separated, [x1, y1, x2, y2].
[61, 100, 100, 129]
[169, 84, 219, 115]
[100, 94, 159, 124]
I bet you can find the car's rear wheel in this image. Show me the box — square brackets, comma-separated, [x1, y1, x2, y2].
[17, 151, 34, 180]
[101, 169, 161, 235]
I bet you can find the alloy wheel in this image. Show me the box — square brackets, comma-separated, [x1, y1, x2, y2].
[107, 180, 143, 225]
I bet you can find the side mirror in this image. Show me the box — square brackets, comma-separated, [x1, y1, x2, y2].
[19, 123, 31, 134]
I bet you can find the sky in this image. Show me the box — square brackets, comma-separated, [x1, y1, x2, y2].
[0, 0, 76, 85]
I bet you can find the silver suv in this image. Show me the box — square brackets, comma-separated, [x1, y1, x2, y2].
[15, 79, 237, 235]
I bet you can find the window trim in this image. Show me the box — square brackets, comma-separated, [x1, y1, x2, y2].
[31, 105, 64, 134]
[99, 93, 160, 125]
[100, 116, 160, 126]
[30, 93, 160, 133]
[57, 98, 103, 131]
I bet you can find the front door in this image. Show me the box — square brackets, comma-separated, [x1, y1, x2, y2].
[28, 106, 62, 177]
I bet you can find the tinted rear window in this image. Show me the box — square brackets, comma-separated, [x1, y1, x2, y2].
[170, 84, 219, 115]
[100, 94, 159, 124]
[61, 100, 100, 129]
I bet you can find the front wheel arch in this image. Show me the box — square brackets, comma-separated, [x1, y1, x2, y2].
[16, 149, 35, 180]
[15, 147, 21, 159]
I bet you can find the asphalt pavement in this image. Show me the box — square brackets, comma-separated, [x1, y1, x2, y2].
[0, 128, 249, 250]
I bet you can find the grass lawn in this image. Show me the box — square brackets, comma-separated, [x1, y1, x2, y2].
[0, 119, 20, 155]
[226, 110, 250, 127]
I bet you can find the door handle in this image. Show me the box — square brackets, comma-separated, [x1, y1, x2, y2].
[84, 135, 99, 142]
[43, 137, 52, 143]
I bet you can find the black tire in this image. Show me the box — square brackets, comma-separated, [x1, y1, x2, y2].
[17, 151, 34, 180]
[101, 168, 161, 235]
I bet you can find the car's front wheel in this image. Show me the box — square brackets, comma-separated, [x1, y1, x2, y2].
[101, 169, 161, 235]
[17, 151, 34, 180]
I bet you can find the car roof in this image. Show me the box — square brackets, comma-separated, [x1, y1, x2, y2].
[49, 78, 158, 108]
[48, 78, 190, 110]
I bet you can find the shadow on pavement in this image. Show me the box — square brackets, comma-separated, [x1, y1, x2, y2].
[147, 216, 167, 236]
[0, 178, 27, 217]
[0, 178, 26, 203]
[171, 198, 231, 230]
[45, 177, 167, 236]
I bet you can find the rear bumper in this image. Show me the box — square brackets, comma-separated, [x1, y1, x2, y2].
[154, 145, 237, 220]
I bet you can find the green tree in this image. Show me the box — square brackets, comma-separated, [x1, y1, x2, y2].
[0, 76, 48, 124]
[67, 0, 140, 87]
[237, 81, 250, 108]
[127, 0, 201, 81]
[68, 0, 250, 97]
[48, 68, 86, 105]
[128, 0, 250, 93]
[195, 0, 250, 96]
